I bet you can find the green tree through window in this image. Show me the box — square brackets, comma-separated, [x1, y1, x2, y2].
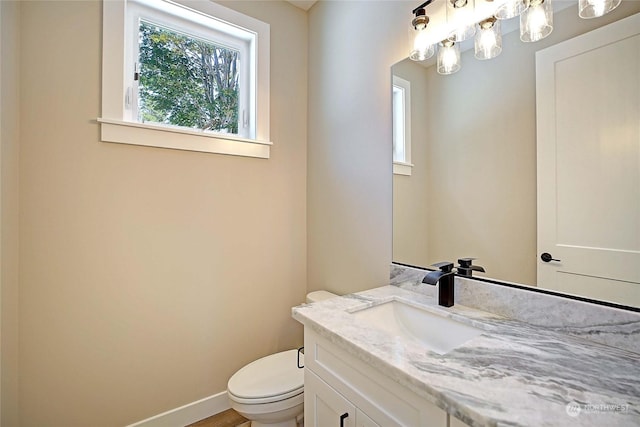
[138, 21, 240, 134]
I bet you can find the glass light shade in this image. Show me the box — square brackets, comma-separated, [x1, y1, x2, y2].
[520, 0, 553, 42]
[447, 0, 476, 42]
[450, 24, 476, 42]
[578, 0, 621, 18]
[437, 41, 461, 75]
[475, 18, 502, 60]
[495, 0, 527, 20]
[409, 26, 435, 61]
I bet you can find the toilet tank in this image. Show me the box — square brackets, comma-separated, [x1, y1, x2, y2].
[306, 290, 337, 303]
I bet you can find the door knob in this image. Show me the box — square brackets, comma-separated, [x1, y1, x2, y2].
[540, 252, 561, 263]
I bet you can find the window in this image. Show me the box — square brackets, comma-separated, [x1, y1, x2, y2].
[100, 0, 271, 158]
[392, 75, 413, 175]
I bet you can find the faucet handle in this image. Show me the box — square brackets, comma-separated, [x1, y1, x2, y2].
[457, 258, 476, 268]
[431, 261, 454, 273]
[457, 258, 485, 276]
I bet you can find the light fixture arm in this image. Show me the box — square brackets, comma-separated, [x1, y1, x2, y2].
[412, 0, 435, 15]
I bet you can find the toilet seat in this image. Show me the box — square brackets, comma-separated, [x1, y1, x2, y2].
[227, 349, 304, 405]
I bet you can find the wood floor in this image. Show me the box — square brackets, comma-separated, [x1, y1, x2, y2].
[186, 409, 249, 427]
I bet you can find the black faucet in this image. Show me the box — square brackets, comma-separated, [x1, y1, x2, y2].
[457, 258, 485, 277]
[421, 262, 456, 307]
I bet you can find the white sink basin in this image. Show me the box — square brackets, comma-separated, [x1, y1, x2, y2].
[350, 300, 483, 354]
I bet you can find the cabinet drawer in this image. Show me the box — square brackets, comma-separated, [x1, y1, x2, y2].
[304, 329, 447, 427]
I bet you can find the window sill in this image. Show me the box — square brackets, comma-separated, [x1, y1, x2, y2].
[97, 118, 272, 159]
[393, 161, 413, 176]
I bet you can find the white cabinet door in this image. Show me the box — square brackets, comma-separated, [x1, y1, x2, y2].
[305, 369, 355, 427]
[305, 368, 382, 427]
[356, 409, 381, 427]
[449, 415, 470, 427]
[536, 12, 640, 306]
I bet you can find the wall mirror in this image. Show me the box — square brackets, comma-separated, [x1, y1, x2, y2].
[392, 0, 640, 308]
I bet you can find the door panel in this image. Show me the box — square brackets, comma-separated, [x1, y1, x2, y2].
[356, 409, 381, 427]
[536, 13, 640, 306]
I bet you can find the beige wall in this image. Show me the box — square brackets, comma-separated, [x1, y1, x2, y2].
[390, 1, 640, 286]
[1, 1, 21, 426]
[16, 1, 307, 425]
[306, 1, 411, 295]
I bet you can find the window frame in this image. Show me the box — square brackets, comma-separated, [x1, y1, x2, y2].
[392, 75, 413, 176]
[129, 3, 251, 137]
[100, 0, 271, 158]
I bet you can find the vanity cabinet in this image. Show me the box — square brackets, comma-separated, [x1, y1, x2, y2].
[306, 370, 379, 427]
[449, 418, 469, 427]
[304, 328, 468, 427]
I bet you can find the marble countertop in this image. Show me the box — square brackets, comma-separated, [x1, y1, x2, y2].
[292, 286, 640, 427]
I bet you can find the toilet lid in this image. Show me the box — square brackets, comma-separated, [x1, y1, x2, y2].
[227, 349, 304, 402]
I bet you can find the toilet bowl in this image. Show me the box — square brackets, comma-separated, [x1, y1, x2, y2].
[228, 349, 304, 427]
[227, 291, 337, 427]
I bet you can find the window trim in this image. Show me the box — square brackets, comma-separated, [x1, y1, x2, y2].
[392, 75, 413, 176]
[100, 0, 271, 158]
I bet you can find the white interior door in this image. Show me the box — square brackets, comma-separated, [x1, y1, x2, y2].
[536, 12, 640, 307]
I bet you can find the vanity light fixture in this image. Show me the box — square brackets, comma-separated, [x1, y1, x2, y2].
[520, 0, 553, 42]
[409, 1, 436, 61]
[578, 0, 621, 18]
[447, 0, 476, 42]
[475, 17, 502, 60]
[409, 0, 619, 75]
[494, 0, 527, 20]
[437, 39, 461, 74]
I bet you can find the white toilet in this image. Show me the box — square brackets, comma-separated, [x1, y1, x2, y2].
[227, 291, 337, 427]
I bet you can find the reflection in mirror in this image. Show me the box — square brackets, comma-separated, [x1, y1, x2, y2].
[392, 1, 640, 308]
[392, 75, 413, 176]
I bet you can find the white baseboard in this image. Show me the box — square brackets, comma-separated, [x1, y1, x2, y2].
[126, 391, 231, 427]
